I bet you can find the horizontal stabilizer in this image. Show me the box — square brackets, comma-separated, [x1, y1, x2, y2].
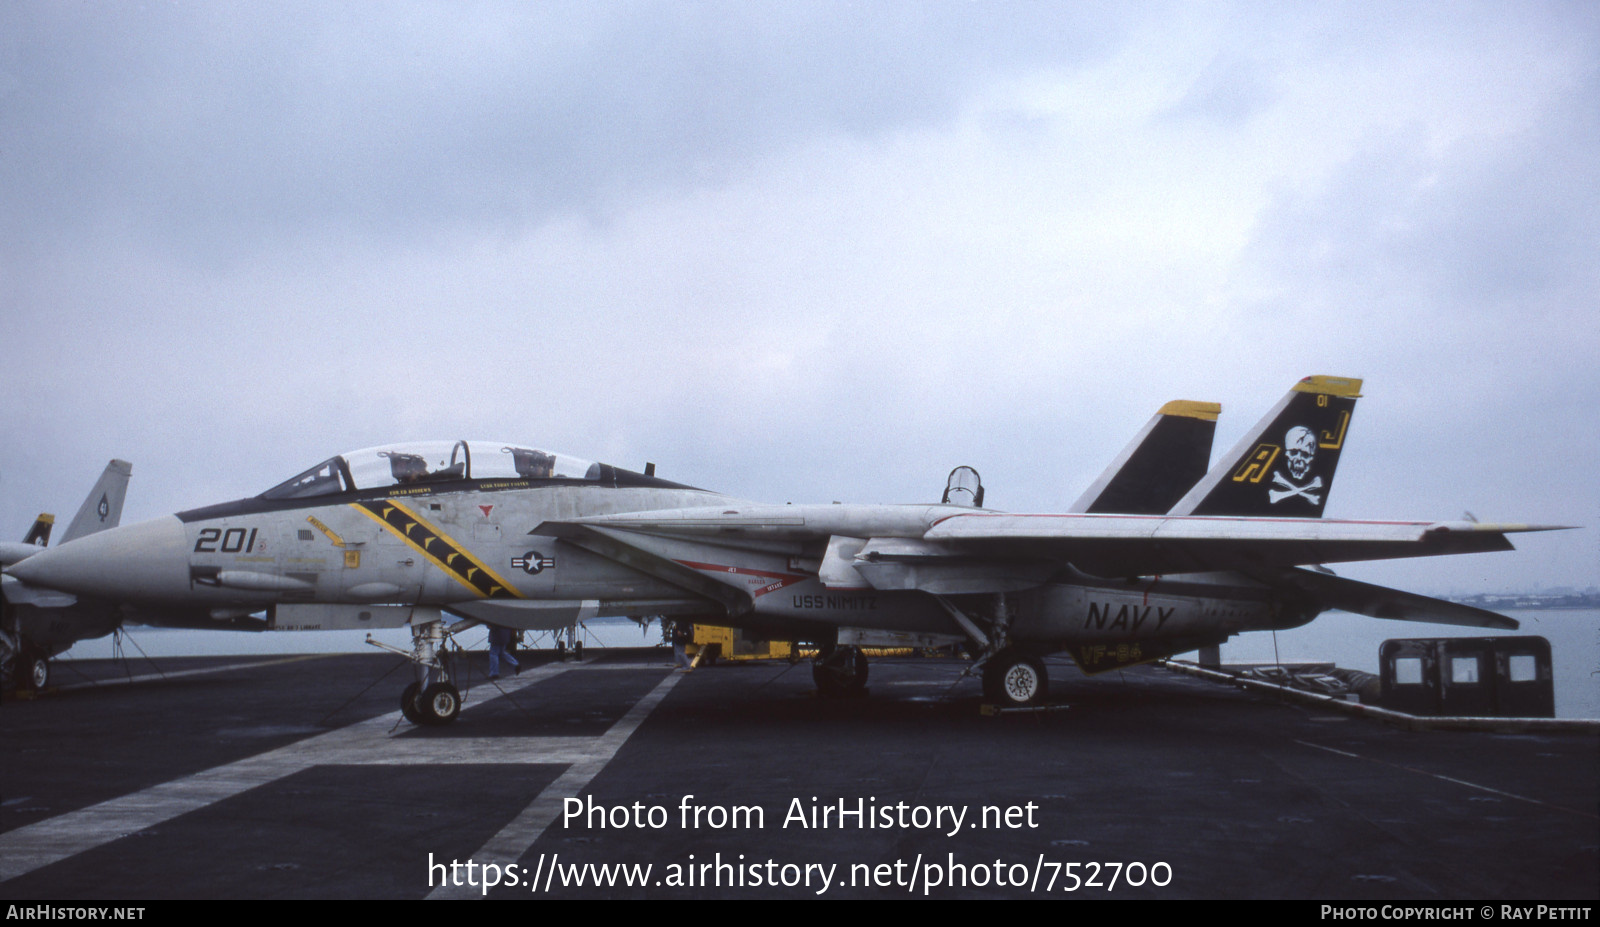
[1267, 567, 1519, 630]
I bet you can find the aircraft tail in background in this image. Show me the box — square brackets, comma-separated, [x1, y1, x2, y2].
[59, 459, 132, 544]
[21, 513, 54, 548]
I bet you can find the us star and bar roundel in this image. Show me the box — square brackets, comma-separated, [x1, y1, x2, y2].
[351, 499, 523, 598]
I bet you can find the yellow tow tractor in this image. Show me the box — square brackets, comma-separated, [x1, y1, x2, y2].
[684, 624, 936, 667]
[685, 624, 794, 665]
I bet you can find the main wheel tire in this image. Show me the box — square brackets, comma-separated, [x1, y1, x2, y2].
[812, 661, 837, 696]
[26, 654, 49, 691]
[985, 653, 1047, 707]
[992, 656, 1043, 707]
[419, 682, 462, 725]
[847, 647, 867, 690]
[399, 682, 423, 724]
[812, 645, 868, 697]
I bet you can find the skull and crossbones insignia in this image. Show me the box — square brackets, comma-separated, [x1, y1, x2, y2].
[1268, 425, 1323, 504]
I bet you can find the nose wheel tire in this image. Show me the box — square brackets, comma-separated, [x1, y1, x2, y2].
[399, 682, 423, 723]
[418, 682, 462, 725]
[983, 653, 1047, 707]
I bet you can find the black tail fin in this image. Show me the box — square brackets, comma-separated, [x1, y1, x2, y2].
[1069, 400, 1220, 514]
[21, 513, 55, 547]
[1168, 376, 1361, 518]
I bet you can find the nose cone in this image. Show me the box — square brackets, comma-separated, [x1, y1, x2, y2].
[6, 516, 191, 603]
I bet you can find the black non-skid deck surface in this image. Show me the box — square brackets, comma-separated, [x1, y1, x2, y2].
[2, 649, 1596, 899]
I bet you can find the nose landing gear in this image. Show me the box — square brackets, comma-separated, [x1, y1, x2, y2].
[398, 679, 462, 725]
[368, 609, 464, 726]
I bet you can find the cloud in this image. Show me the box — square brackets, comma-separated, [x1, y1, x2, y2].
[0, 1, 1135, 264]
[1, 1, 1595, 594]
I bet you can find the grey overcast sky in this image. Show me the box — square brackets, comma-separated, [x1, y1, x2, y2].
[2, 1, 1596, 595]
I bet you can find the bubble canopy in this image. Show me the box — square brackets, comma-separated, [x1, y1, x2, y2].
[260, 440, 603, 500]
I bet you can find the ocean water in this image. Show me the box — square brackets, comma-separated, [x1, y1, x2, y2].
[54, 610, 1599, 719]
[1220, 608, 1600, 720]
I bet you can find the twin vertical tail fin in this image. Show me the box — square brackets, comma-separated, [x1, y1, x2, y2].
[59, 460, 133, 544]
[1068, 400, 1220, 514]
[1168, 376, 1362, 518]
[21, 514, 55, 547]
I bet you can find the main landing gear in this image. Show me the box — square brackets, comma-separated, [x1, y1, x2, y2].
[812, 644, 868, 697]
[0, 630, 49, 694]
[804, 638, 1050, 708]
[553, 624, 584, 661]
[938, 594, 1051, 708]
[25, 651, 49, 691]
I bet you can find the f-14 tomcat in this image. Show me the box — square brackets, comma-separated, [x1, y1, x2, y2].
[1, 460, 132, 691]
[4, 377, 1560, 724]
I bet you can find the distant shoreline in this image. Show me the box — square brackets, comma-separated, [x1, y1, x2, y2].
[1449, 594, 1600, 610]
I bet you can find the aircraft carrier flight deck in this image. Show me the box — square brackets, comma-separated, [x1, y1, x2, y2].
[2, 647, 1595, 900]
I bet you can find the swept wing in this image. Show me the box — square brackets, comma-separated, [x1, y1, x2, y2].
[541, 504, 1558, 595]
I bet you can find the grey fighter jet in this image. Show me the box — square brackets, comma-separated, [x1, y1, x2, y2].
[1, 460, 132, 690]
[4, 378, 1561, 722]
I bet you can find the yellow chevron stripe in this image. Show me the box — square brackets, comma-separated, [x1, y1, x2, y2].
[350, 500, 523, 599]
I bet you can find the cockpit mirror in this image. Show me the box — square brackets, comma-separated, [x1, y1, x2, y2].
[942, 466, 984, 508]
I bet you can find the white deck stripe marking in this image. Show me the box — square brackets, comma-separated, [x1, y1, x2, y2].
[1295, 740, 1599, 820]
[0, 661, 673, 884]
[54, 655, 329, 691]
[0, 712, 401, 882]
[428, 671, 684, 899]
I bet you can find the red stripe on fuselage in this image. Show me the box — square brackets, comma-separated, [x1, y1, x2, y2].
[672, 559, 810, 597]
